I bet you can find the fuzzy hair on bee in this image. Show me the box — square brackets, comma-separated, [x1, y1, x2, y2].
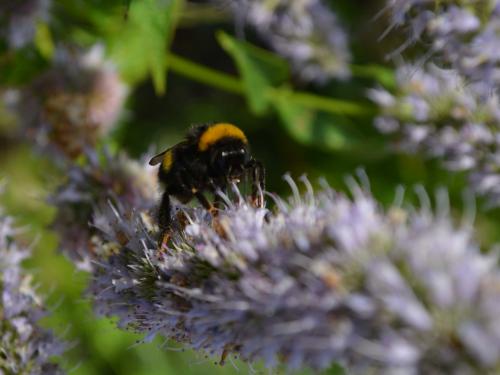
[149, 123, 265, 248]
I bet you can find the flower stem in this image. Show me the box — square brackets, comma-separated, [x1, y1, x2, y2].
[272, 88, 374, 116]
[167, 52, 371, 116]
[167, 52, 244, 94]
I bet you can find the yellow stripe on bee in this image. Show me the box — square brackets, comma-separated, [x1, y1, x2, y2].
[162, 149, 174, 172]
[198, 123, 247, 151]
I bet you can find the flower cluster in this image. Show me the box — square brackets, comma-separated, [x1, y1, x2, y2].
[88, 177, 500, 373]
[13, 45, 127, 160]
[0, 0, 51, 49]
[382, 0, 500, 91]
[49, 149, 158, 270]
[369, 63, 500, 205]
[0, 213, 66, 374]
[224, 0, 351, 83]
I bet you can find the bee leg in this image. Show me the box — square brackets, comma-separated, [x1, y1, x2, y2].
[160, 231, 171, 252]
[193, 190, 218, 217]
[213, 192, 225, 211]
[245, 159, 265, 208]
[193, 189, 229, 238]
[176, 171, 218, 217]
[158, 192, 173, 251]
[158, 192, 172, 231]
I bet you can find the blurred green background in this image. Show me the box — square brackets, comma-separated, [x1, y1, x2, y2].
[2, 0, 500, 373]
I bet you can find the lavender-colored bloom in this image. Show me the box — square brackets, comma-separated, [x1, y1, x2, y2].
[49, 149, 158, 270]
[88, 176, 500, 373]
[223, 0, 351, 83]
[0, 213, 66, 374]
[381, 0, 500, 90]
[12, 45, 127, 160]
[369, 63, 500, 205]
[0, 0, 50, 49]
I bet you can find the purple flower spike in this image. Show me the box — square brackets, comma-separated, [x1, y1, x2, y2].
[0, 212, 67, 374]
[223, 0, 351, 83]
[88, 176, 500, 373]
[369, 63, 500, 206]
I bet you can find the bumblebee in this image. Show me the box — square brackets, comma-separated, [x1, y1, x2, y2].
[149, 122, 265, 247]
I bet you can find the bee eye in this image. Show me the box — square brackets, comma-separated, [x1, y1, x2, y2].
[240, 148, 245, 154]
[221, 151, 228, 157]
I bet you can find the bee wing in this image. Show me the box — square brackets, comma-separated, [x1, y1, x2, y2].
[149, 141, 186, 166]
[149, 149, 169, 166]
[149, 141, 188, 165]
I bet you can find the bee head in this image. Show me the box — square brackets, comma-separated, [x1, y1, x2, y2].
[209, 138, 250, 181]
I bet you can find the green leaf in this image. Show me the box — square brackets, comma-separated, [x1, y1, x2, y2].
[108, 0, 182, 94]
[34, 22, 55, 60]
[272, 89, 354, 151]
[324, 363, 346, 375]
[0, 47, 48, 86]
[217, 31, 289, 114]
[351, 64, 396, 89]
